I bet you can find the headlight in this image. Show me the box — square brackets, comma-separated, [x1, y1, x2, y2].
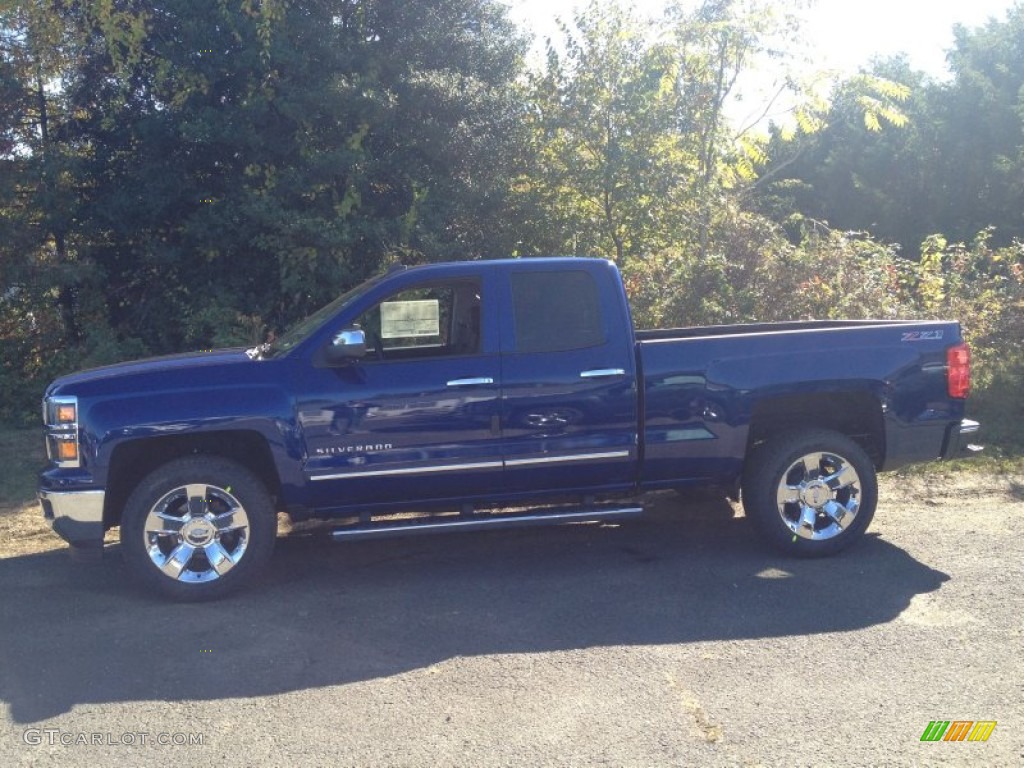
[56, 403, 77, 424]
[43, 396, 80, 468]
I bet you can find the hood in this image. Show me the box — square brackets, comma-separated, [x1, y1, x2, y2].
[45, 348, 254, 396]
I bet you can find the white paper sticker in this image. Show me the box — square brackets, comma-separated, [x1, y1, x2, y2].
[380, 299, 440, 338]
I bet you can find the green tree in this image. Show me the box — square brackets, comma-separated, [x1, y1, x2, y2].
[518, 0, 789, 267]
[0, 1, 88, 344]
[940, 5, 1024, 245]
[754, 58, 923, 248]
[4, 0, 525, 345]
[1, 0, 527, 423]
[758, 3, 1024, 254]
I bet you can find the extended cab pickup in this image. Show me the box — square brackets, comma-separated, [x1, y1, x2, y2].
[39, 258, 981, 599]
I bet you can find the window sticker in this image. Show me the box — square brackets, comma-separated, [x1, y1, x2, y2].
[380, 299, 440, 338]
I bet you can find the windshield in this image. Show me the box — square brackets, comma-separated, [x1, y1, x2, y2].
[261, 274, 386, 358]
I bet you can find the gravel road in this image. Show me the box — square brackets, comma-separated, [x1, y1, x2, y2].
[1, 470, 1021, 767]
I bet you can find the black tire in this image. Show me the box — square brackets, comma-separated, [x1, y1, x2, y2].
[121, 456, 277, 600]
[741, 429, 877, 557]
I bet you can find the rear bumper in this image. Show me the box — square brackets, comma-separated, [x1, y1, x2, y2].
[941, 418, 983, 461]
[38, 488, 105, 549]
[881, 417, 982, 471]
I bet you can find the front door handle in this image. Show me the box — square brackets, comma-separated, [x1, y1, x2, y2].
[446, 377, 495, 387]
[579, 368, 626, 379]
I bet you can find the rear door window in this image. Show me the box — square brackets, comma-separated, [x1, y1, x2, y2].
[510, 270, 606, 353]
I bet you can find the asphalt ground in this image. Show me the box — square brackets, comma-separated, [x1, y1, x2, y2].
[1, 471, 1021, 767]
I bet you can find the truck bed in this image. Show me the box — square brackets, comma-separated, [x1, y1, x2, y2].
[635, 317, 966, 488]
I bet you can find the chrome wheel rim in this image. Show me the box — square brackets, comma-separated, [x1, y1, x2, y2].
[143, 484, 250, 582]
[774, 452, 861, 541]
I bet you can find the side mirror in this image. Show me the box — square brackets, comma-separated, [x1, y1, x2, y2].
[325, 327, 366, 364]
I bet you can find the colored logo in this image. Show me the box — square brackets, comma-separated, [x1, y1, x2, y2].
[920, 721, 996, 742]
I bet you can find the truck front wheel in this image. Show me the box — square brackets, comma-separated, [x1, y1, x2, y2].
[741, 430, 877, 556]
[121, 456, 277, 600]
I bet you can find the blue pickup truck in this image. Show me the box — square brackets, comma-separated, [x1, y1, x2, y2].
[39, 258, 980, 599]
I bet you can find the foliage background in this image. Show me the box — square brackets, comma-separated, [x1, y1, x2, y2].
[2, 0, 1022, 452]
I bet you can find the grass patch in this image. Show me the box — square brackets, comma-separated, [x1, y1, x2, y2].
[892, 452, 1024, 480]
[0, 428, 44, 507]
[0, 427, 60, 557]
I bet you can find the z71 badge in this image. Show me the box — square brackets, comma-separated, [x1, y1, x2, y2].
[901, 330, 944, 342]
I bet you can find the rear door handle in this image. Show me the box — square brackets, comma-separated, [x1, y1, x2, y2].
[446, 377, 495, 387]
[580, 368, 626, 379]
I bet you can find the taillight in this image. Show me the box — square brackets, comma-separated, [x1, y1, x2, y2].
[947, 343, 971, 399]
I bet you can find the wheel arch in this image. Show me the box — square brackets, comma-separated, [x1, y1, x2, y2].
[745, 391, 885, 470]
[104, 430, 282, 529]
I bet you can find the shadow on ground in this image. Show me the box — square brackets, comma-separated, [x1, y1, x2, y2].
[0, 493, 947, 723]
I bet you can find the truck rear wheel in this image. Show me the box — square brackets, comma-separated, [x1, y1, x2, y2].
[121, 456, 276, 600]
[741, 430, 877, 556]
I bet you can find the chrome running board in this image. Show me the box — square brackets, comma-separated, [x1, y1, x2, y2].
[330, 504, 643, 542]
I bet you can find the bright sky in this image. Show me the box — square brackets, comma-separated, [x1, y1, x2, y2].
[506, 0, 1017, 79]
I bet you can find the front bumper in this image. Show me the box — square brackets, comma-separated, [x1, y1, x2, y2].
[941, 419, 983, 460]
[38, 488, 105, 549]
